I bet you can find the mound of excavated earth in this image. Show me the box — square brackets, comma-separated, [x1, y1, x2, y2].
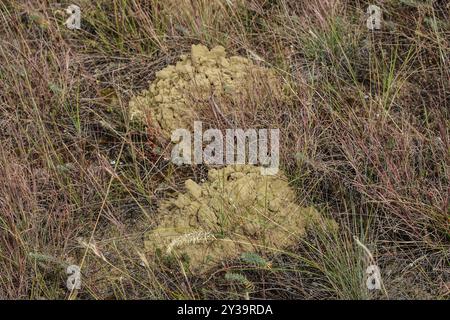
[145, 165, 335, 273]
[129, 44, 282, 137]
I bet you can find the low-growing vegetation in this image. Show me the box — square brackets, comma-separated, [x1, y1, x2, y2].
[0, 0, 448, 300]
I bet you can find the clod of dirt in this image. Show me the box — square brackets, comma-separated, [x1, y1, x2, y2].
[128, 44, 282, 137]
[144, 165, 335, 273]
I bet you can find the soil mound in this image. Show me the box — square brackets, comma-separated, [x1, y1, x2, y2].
[129, 44, 282, 137]
[145, 165, 333, 273]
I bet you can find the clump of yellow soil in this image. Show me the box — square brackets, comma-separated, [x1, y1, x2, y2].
[129, 44, 282, 137]
[145, 165, 333, 273]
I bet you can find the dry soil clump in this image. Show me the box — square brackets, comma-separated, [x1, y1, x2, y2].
[129, 44, 282, 137]
[145, 165, 332, 273]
